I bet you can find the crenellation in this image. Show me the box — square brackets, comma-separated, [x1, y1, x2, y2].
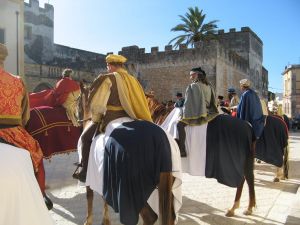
[229, 28, 236, 33]
[139, 48, 145, 54]
[218, 29, 224, 34]
[241, 26, 251, 32]
[151, 47, 159, 55]
[179, 44, 187, 50]
[165, 45, 172, 51]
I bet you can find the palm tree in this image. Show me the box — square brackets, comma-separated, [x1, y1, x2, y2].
[169, 7, 219, 48]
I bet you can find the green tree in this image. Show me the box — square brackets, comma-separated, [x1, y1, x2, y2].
[169, 7, 219, 48]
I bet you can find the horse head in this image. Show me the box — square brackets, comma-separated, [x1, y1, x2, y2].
[76, 80, 91, 127]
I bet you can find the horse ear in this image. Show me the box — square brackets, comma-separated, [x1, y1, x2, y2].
[79, 81, 85, 91]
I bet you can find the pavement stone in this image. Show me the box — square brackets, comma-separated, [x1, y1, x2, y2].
[45, 132, 300, 225]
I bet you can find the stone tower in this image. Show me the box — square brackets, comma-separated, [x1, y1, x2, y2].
[24, 0, 54, 63]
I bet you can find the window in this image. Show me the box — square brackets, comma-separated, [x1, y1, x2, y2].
[0, 28, 5, 44]
[24, 26, 32, 40]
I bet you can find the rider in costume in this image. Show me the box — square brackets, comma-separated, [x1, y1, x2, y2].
[174, 92, 185, 108]
[74, 54, 152, 182]
[29, 68, 80, 126]
[237, 79, 264, 140]
[227, 87, 240, 116]
[176, 67, 219, 156]
[0, 43, 52, 208]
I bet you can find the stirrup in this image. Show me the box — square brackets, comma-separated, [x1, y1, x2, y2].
[72, 163, 82, 179]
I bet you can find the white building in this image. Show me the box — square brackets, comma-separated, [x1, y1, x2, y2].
[0, 0, 24, 76]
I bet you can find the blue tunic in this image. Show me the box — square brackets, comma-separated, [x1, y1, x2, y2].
[237, 89, 264, 139]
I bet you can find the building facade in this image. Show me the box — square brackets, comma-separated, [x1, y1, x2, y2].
[23, 0, 105, 91]
[282, 64, 300, 118]
[0, 0, 25, 76]
[23, 0, 268, 103]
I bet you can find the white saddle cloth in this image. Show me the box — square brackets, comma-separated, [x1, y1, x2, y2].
[85, 117, 182, 223]
[0, 143, 54, 225]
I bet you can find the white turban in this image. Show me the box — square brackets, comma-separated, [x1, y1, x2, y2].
[239, 79, 250, 87]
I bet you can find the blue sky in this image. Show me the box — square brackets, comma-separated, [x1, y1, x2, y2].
[27, 0, 300, 92]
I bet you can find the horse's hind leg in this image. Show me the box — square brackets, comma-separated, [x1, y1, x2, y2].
[158, 172, 175, 225]
[84, 186, 93, 225]
[140, 203, 158, 225]
[226, 178, 245, 217]
[243, 149, 256, 215]
[101, 201, 111, 225]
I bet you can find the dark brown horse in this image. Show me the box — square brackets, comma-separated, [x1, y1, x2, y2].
[148, 96, 289, 217]
[78, 84, 177, 225]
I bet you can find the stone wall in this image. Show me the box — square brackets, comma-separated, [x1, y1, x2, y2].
[22, 1, 268, 103]
[25, 63, 96, 92]
[24, 0, 54, 63]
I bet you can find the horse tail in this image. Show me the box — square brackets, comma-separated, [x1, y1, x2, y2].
[158, 172, 175, 225]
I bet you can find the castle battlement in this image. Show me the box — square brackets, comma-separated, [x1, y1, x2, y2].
[116, 39, 248, 73]
[24, 0, 54, 14]
[217, 26, 262, 44]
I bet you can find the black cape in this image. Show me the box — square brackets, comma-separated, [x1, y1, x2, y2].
[103, 120, 172, 225]
[206, 115, 253, 187]
[256, 115, 288, 167]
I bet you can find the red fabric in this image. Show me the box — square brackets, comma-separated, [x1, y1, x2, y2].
[29, 89, 55, 108]
[54, 77, 80, 106]
[0, 68, 24, 117]
[25, 106, 81, 158]
[29, 78, 80, 108]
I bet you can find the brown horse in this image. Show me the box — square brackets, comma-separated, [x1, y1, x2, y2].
[77, 84, 178, 225]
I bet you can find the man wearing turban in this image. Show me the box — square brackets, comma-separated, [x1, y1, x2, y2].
[237, 79, 264, 139]
[74, 54, 152, 182]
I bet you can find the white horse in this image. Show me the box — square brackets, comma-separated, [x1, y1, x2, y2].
[0, 142, 54, 225]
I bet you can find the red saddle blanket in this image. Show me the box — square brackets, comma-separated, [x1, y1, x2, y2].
[26, 106, 81, 158]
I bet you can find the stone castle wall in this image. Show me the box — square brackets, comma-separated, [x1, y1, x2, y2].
[24, 0, 54, 63]
[25, 63, 96, 92]
[22, 0, 268, 103]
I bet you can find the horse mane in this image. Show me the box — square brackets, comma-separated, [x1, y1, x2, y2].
[145, 92, 174, 125]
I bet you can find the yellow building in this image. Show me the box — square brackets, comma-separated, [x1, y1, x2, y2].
[0, 0, 24, 77]
[282, 64, 300, 118]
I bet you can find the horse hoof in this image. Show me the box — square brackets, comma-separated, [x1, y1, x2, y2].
[273, 177, 280, 182]
[243, 209, 252, 215]
[225, 210, 235, 217]
[44, 194, 53, 210]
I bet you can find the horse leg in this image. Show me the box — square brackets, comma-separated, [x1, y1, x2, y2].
[36, 160, 53, 210]
[274, 145, 289, 182]
[226, 178, 245, 217]
[283, 145, 289, 179]
[140, 203, 158, 225]
[158, 172, 175, 225]
[243, 150, 256, 215]
[101, 201, 111, 225]
[84, 186, 93, 225]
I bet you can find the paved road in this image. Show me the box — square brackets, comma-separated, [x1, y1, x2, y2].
[45, 132, 300, 225]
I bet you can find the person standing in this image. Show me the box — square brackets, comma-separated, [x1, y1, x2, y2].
[176, 67, 218, 156]
[227, 88, 240, 117]
[174, 92, 185, 108]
